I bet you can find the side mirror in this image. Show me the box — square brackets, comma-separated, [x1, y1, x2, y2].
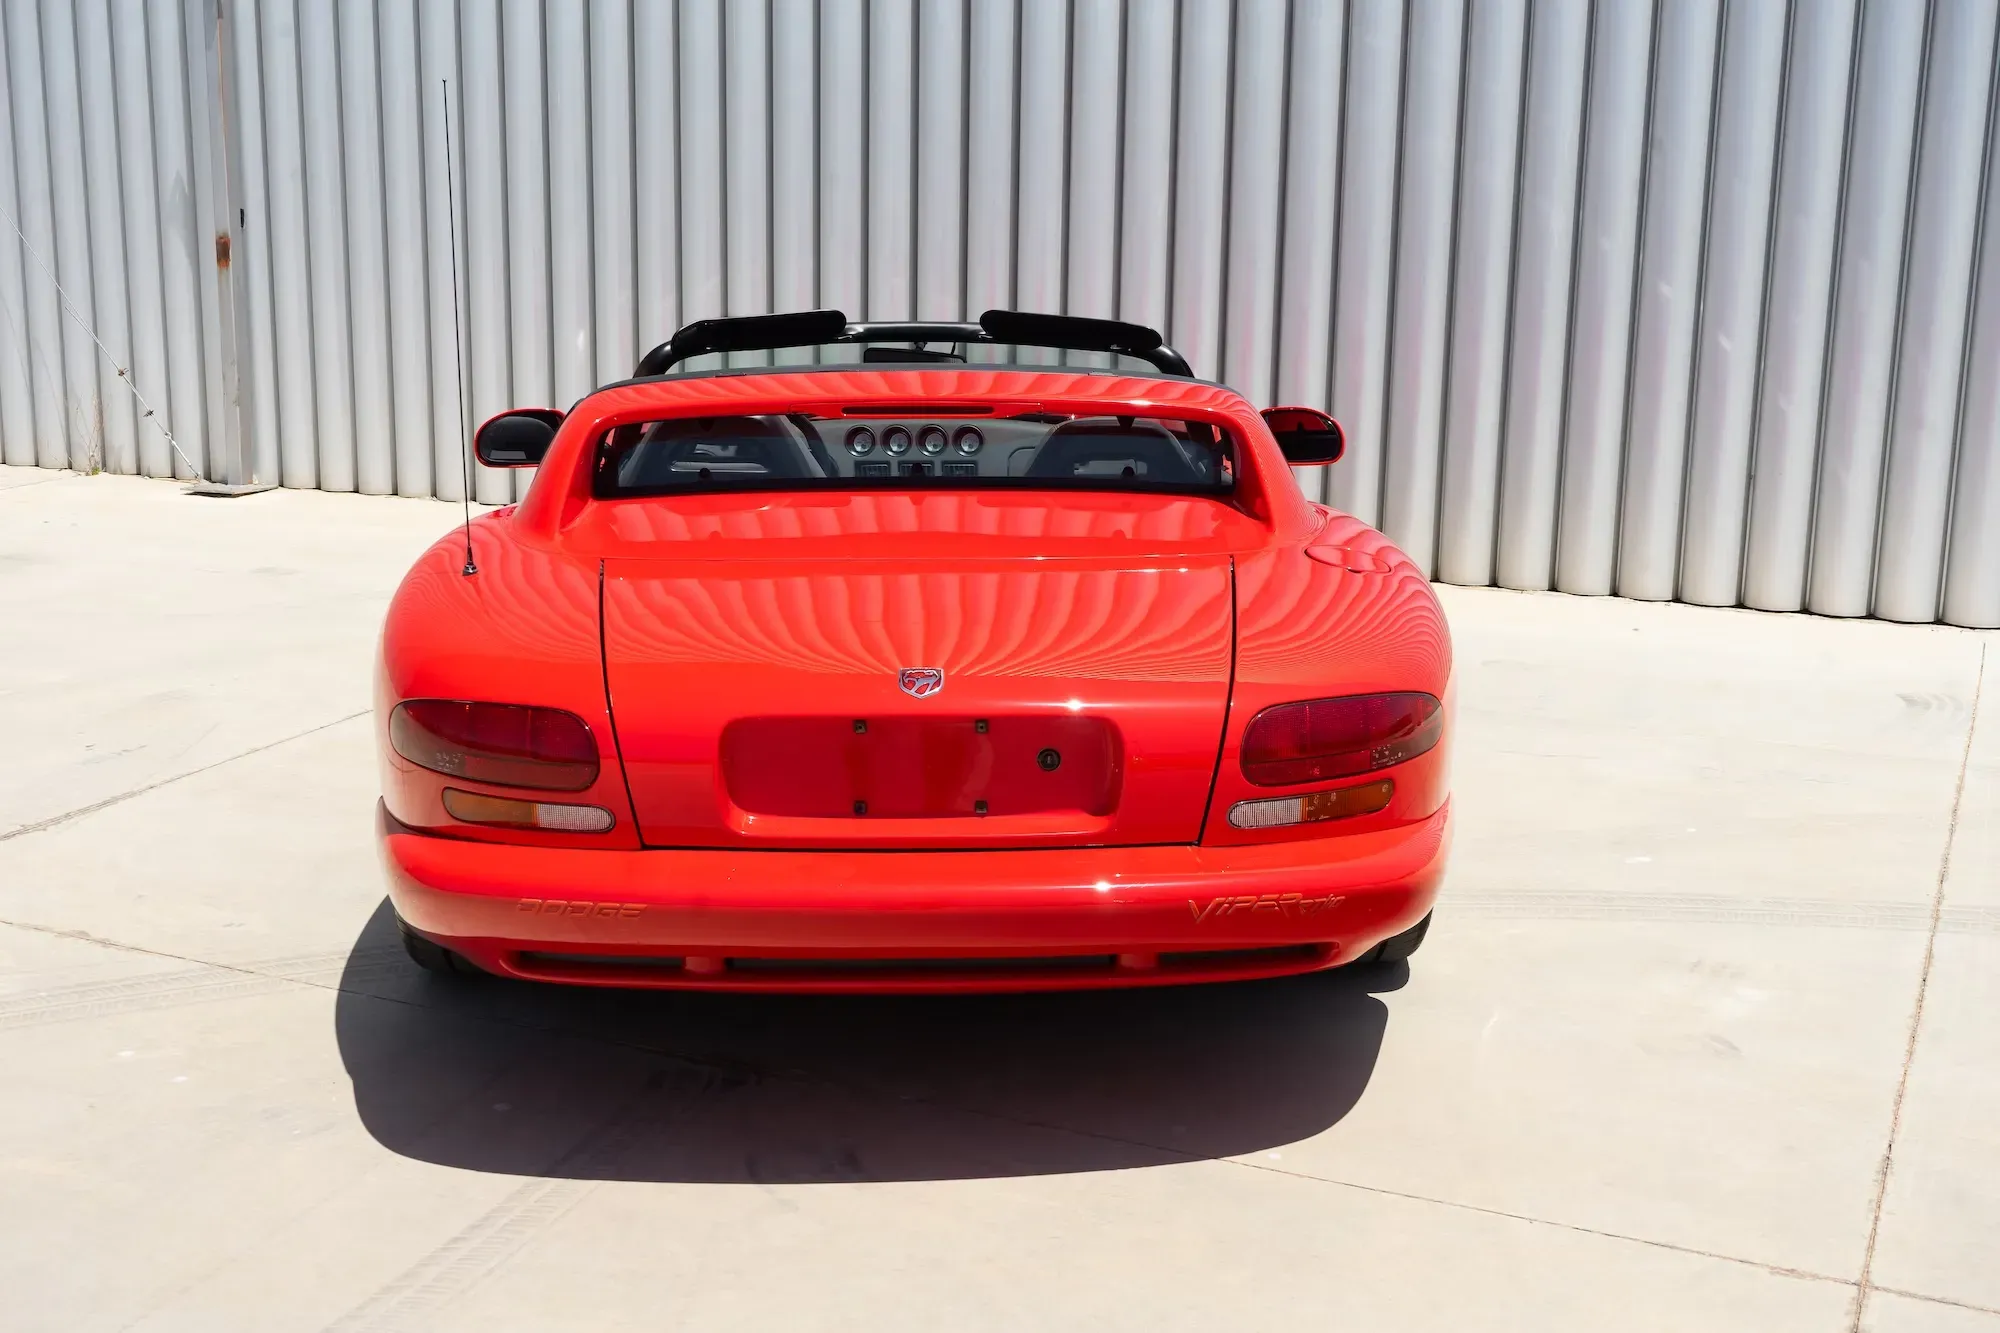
[474, 408, 564, 467]
[1261, 406, 1345, 465]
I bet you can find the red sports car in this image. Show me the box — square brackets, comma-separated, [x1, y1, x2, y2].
[376, 310, 1450, 992]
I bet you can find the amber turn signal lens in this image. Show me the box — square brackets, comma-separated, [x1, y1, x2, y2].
[442, 788, 615, 832]
[1227, 779, 1394, 830]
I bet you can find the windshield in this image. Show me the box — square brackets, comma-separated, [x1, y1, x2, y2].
[593, 411, 1237, 497]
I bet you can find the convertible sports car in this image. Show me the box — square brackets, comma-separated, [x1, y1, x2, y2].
[376, 309, 1451, 991]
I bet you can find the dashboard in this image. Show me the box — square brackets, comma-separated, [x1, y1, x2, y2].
[599, 413, 1230, 493]
[803, 417, 1056, 479]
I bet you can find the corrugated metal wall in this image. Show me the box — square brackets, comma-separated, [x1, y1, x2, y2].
[2, 1, 1998, 626]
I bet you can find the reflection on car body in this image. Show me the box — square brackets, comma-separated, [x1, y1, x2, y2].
[380, 309, 1449, 995]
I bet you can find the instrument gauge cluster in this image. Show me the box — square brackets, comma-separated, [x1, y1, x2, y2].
[837, 421, 992, 478]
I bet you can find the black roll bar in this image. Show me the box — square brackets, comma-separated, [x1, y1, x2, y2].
[631, 309, 1194, 379]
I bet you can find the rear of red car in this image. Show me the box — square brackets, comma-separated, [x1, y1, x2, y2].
[375, 363, 1449, 991]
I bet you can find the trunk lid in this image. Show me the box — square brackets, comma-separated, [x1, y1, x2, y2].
[603, 555, 1234, 848]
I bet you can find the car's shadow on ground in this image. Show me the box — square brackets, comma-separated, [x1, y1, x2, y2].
[335, 900, 1401, 1184]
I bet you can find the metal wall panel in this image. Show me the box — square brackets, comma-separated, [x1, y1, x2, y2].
[1, 0, 1996, 628]
[74, 0, 135, 477]
[818, 0, 865, 319]
[7, 3, 65, 471]
[257, 0, 313, 489]
[1115, 1, 1170, 334]
[150, 2, 209, 480]
[461, 0, 513, 504]
[1327, 0, 1400, 527]
[1220, 0, 1286, 407]
[1947, 37, 2000, 629]
[591, 0, 637, 383]
[380, 0, 435, 499]
[1616, 0, 1720, 602]
[633, 0, 680, 354]
[343, 0, 396, 497]
[422, 0, 470, 502]
[1808, 0, 1928, 617]
[914, 0, 959, 321]
[1066, 0, 1118, 323]
[1556, 0, 1652, 598]
[1170, 0, 1230, 387]
[41, 0, 102, 475]
[548, 0, 595, 411]
[0, 11, 41, 469]
[723, 0, 768, 321]
[1014, 0, 1065, 318]
[1379, 0, 1464, 575]
[677, 0, 724, 326]
[1496, 0, 1588, 591]
[1271, 0, 1344, 500]
[299, 0, 355, 492]
[1744, 0, 1858, 612]
[1874, 0, 1999, 622]
[869, 0, 915, 319]
[1678, 0, 1786, 608]
[1434, 0, 1525, 587]
[228, 0, 279, 488]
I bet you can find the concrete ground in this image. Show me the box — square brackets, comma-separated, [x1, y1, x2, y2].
[0, 462, 1993, 1333]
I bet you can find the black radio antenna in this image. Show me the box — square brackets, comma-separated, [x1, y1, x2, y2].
[443, 78, 476, 577]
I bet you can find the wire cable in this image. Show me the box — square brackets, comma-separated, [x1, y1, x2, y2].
[0, 196, 204, 479]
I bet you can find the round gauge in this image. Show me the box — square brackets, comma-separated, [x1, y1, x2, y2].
[883, 426, 913, 456]
[845, 426, 876, 456]
[918, 426, 948, 455]
[953, 426, 984, 455]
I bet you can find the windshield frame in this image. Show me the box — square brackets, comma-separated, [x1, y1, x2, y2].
[507, 367, 1316, 548]
[588, 408, 1241, 502]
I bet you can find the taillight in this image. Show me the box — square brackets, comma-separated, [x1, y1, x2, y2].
[389, 700, 600, 791]
[1239, 692, 1442, 786]
[442, 788, 615, 832]
[1228, 779, 1395, 829]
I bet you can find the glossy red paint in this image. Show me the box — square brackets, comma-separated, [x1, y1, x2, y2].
[720, 714, 1121, 821]
[378, 800, 1447, 992]
[603, 553, 1232, 847]
[375, 368, 1454, 990]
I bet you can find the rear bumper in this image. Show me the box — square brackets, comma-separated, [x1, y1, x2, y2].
[378, 801, 1449, 992]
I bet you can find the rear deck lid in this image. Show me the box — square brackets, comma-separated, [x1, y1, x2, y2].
[603, 555, 1233, 848]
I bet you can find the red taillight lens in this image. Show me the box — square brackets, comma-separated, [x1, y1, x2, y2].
[1239, 692, 1442, 786]
[389, 700, 600, 791]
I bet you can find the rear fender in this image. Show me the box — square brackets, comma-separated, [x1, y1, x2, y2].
[376, 515, 642, 849]
[1203, 515, 1454, 846]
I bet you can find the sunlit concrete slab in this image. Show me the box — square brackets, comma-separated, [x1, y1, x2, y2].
[1869, 701, 2000, 1316]
[1862, 1290, 2000, 1333]
[0, 469, 1993, 1330]
[1437, 586, 1983, 909]
[0, 466, 475, 836]
[0, 717, 388, 964]
[0, 464, 64, 491]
